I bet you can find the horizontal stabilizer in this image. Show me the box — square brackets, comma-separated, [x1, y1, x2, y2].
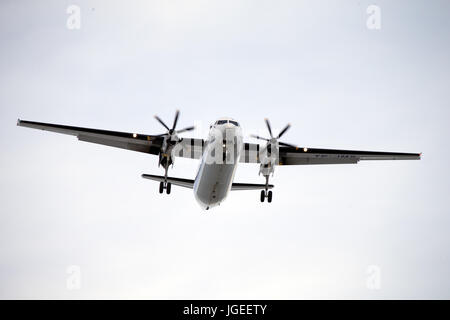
[141, 174, 273, 191]
[141, 174, 194, 189]
[231, 183, 273, 191]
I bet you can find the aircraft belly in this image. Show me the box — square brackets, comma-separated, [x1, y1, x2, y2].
[193, 124, 242, 209]
[195, 163, 235, 208]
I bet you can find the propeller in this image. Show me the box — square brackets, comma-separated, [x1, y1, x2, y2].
[154, 110, 195, 141]
[251, 118, 297, 148]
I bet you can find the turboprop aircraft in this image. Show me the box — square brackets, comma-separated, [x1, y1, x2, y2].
[17, 111, 421, 210]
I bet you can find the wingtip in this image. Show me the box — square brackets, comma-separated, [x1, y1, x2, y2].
[17, 118, 21, 126]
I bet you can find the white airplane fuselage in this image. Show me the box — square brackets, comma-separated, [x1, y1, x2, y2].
[193, 119, 243, 210]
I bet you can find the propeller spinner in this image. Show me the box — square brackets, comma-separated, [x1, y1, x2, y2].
[154, 110, 195, 142]
[251, 118, 296, 148]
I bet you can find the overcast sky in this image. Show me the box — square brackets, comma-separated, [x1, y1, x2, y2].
[1, 0, 449, 299]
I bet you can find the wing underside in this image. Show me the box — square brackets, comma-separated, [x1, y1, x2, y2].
[18, 119, 164, 155]
[240, 143, 421, 165]
[17, 119, 204, 158]
[279, 147, 421, 165]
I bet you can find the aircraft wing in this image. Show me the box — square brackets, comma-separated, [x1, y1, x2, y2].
[17, 119, 203, 158]
[278, 146, 421, 165]
[240, 142, 421, 165]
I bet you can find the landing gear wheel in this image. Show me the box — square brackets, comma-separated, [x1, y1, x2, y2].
[260, 190, 265, 202]
[166, 182, 171, 194]
[267, 190, 272, 203]
[159, 181, 164, 194]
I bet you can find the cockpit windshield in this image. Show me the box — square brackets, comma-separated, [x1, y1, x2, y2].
[214, 120, 240, 126]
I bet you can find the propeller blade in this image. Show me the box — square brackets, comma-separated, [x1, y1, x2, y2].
[176, 126, 195, 134]
[154, 115, 170, 131]
[250, 134, 270, 141]
[278, 141, 297, 148]
[172, 110, 180, 130]
[277, 123, 291, 139]
[264, 118, 273, 138]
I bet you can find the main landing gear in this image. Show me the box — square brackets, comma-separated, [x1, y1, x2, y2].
[158, 164, 171, 194]
[260, 175, 273, 203]
[260, 190, 272, 203]
[159, 181, 171, 194]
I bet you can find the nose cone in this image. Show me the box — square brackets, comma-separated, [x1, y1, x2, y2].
[215, 123, 238, 140]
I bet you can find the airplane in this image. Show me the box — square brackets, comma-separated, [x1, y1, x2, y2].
[17, 110, 421, 210]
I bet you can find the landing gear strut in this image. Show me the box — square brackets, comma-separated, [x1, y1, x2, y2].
[158, 181, 172, 194]
[158, 164, 172, 194]
[260, 175, 273, 203]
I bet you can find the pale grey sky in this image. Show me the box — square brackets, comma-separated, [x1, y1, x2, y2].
[1, 0, 449, 299]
